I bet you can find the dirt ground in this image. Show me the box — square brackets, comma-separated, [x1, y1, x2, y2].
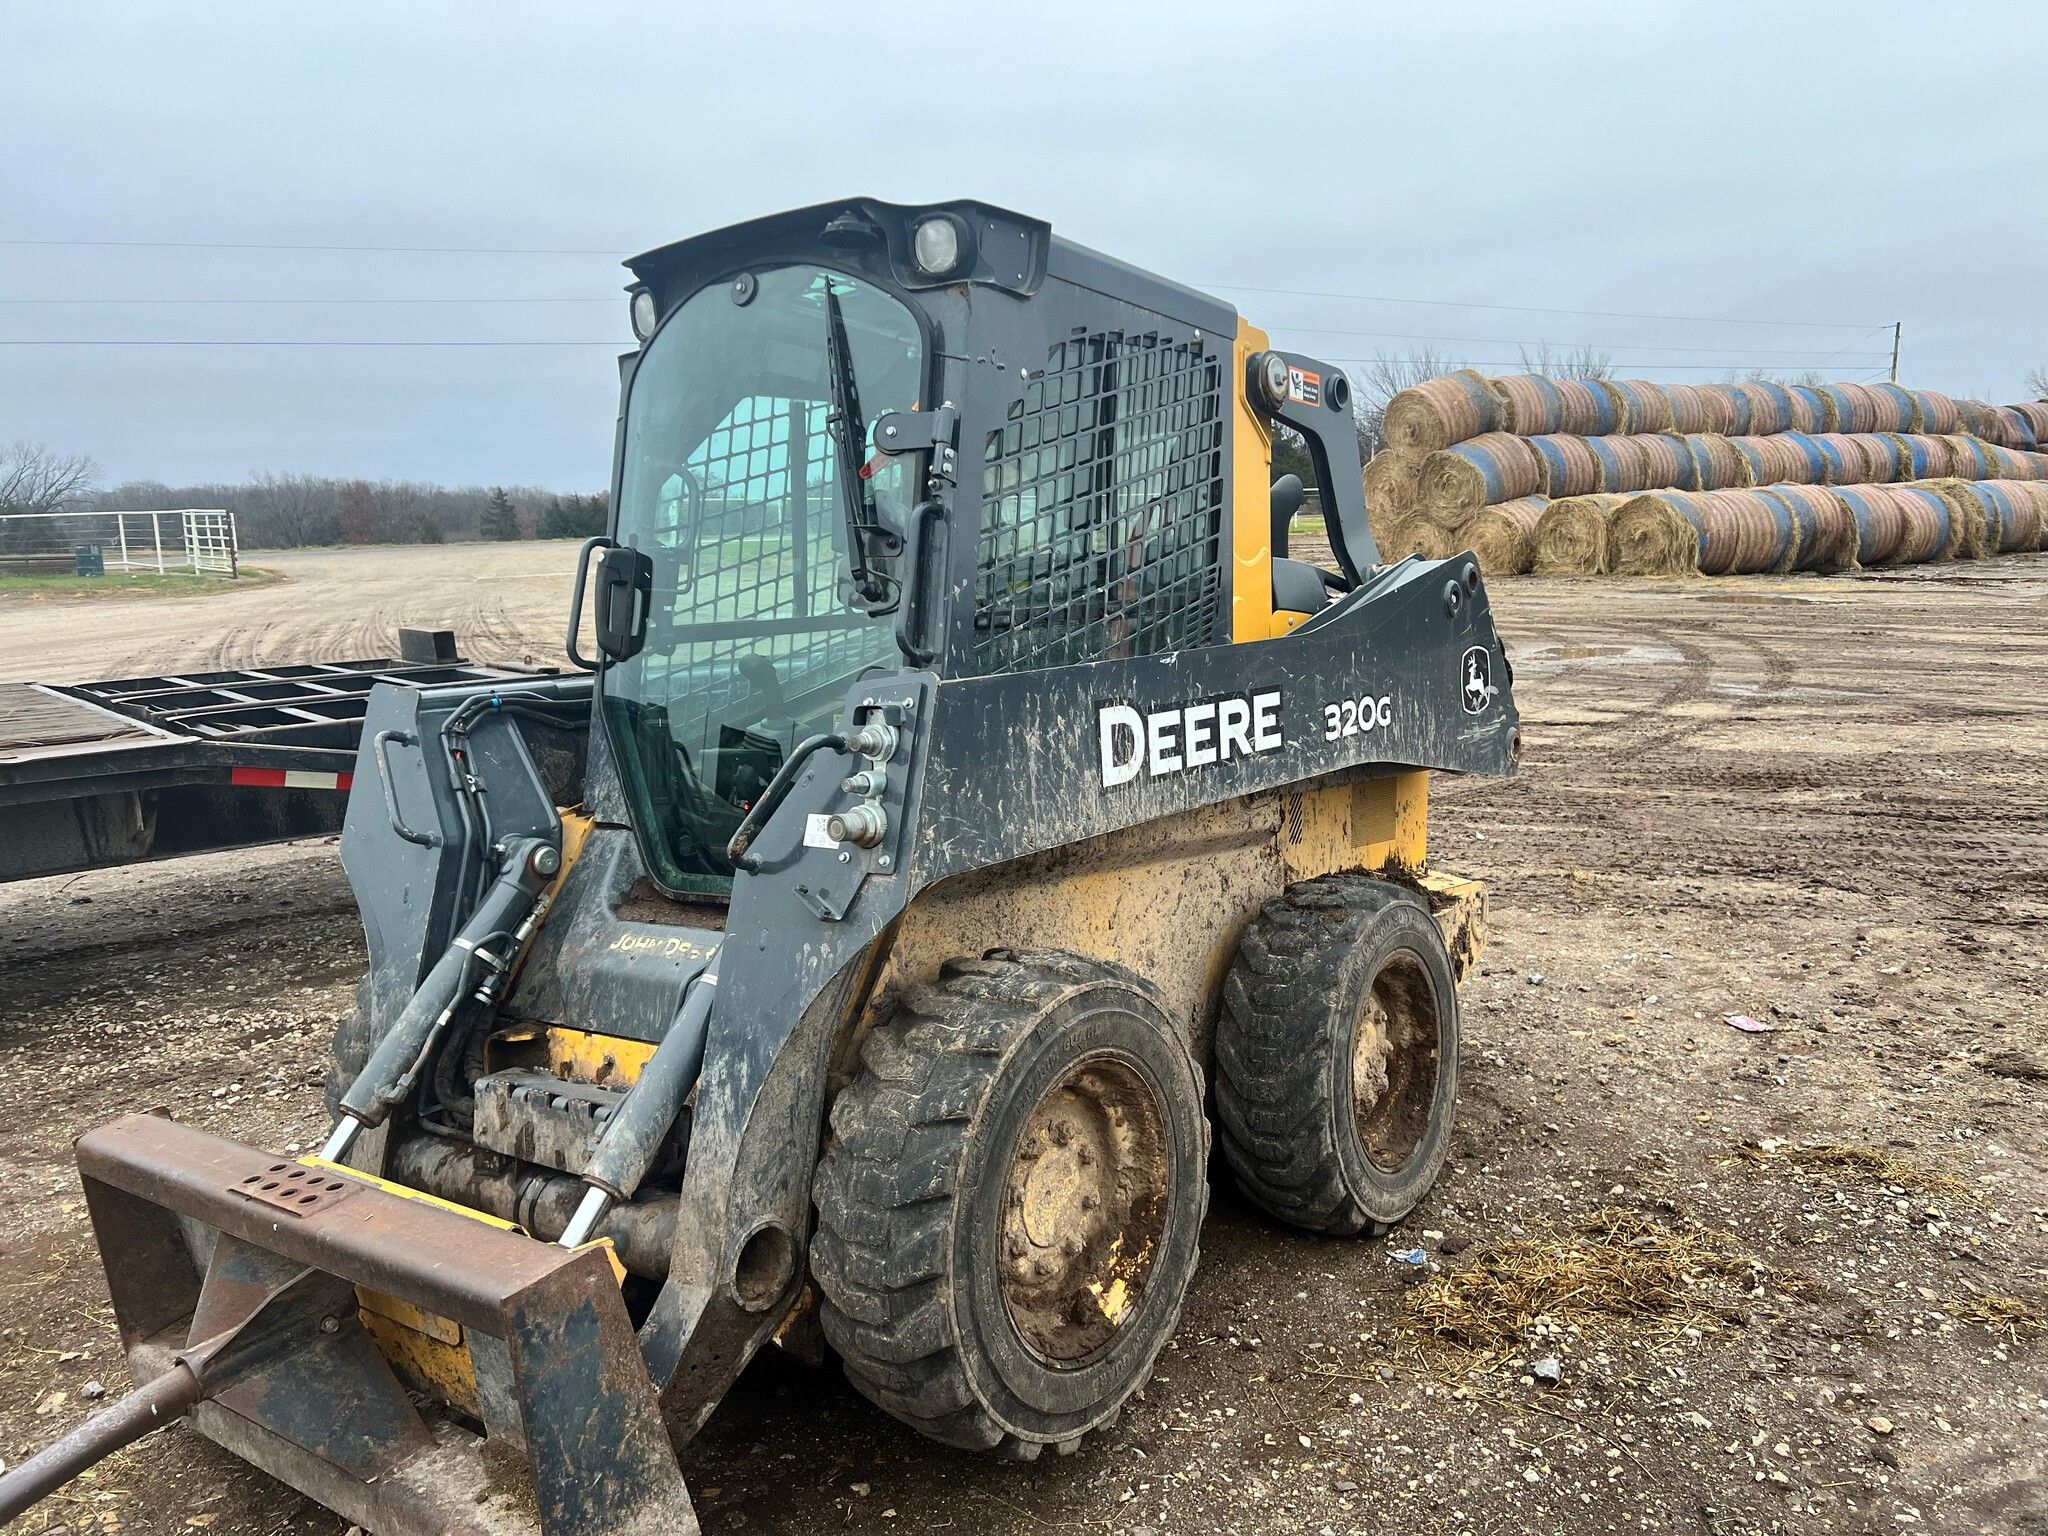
[2, 541, 2045, 1536]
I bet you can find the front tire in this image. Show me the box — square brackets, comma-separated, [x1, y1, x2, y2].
[1215, 873, 1460, 1236]
[810, 950, 1207, 1458]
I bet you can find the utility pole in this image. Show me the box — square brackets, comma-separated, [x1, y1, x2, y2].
[1890, 322, 1902, 384]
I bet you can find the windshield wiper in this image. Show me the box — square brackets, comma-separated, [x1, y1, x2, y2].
[822, 283, 896, 609]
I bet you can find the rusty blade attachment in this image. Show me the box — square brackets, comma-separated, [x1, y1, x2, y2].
[2, 1113, 698, 1536]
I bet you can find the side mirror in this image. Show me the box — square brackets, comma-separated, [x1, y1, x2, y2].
[594, 543, 654, 661]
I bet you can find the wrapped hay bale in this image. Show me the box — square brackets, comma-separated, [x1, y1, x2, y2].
[2013, 481, 2048, 548]
[1891, 434, 1950, 479]
[1908, 390, 1962, 433]
[2010, 401, 2048, 444]
[1687, 433, 1752, 491]
[1527, 433, 1604, 498]
[1599, 379, 1675, 434]
[1954, 399, 2010, 444]
[1785, 384, 1830, 432]
[1923, 478, 1993, 558]
[1384, 370, 1500, 453]
[1939, 435, 1991, 480]
[1607, 490, 1704, 575]
[1780, 432, 1830, 483]
[1758, 484, 1856, 572]
[1666, 383, 1736, 435]
[1892, 486, 1958, 562]
[1466, 495, 1550, 576]
[1866, 382, 1918, 433]
[1488, 374, 1564, 435]
[1647, 434, 1700, 490]
[1715, 384, 1756, 436]
[1834, 485, 1905, 566]
[1985, 407, 2036, 452]
[1812, 433, 1860, 485]
[1856, 434, 1904, 483]
[2010, 450, 2048, 480]
[1417, 432, 1543, 518]
[1730, 434, 1802, 486]
[1532, 492, 1628, 574]
[1552, 377, 1617, 435]
[1817, 383, 1878, 434]
[1973, 481, 2044, 553]
[1738, 381, 1795, 435]
[1364, 449, 1426, 520]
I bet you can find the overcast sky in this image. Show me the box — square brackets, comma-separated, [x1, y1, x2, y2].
[3, 1, 2044, 491]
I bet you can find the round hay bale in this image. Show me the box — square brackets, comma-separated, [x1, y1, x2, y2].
[2011, 481, 2048, 549]
[1923, 478, 1992, 558]
[1834, 484, 1904, 566]
[1866, 382, 1917, 433]
[1983, 406, 2034, 452]
[1818, 383, 1877, 434]
[2009, 450, 2048, 481]
[1812, 433, 1860, 485]
[1892, 486, 1957, 563]
[1779, 432, 1829, 483]
[1740, 381, 1796, 435]
[1855, 434, 1904, 483]
[1759, 484, 1855, 573]
[1373, 509, 1461, 563]
[1466, 496, 1549, 576]
[1648, 433, 1699, 490]
[1713, 384, 1755, 436]
[1954, 399, 1999, 442]
[1687, 433, 1751, 491]
[1417, 432, 1543, 517]
[1686, 489, 1796, 574]
[1608, 491, 1703, 576]
[1893, 434, 1950, 478]
[1592, 433, 1658, 494]
[1364, 449, 1425, 520]
[1979, 444, 2023, 480]
[1551, 377, 1616, 435]
[1785, 385, 1829, 432]
[1488, 374, 1565, 435]
[1665, 383, 1731, 435]
[2010, 401, 2048, 444]
[1730, 435, 1785, 485]
[1908, 390, 1961, 433]
[1532, 492, 1628, 575]
[1939, 435, 1991, 480]
[1526, 434, 1603, 498]
[1975, 481, 2042, 553]
[1384, 370, 1500, 453]
[1603, 380, 1674, 434]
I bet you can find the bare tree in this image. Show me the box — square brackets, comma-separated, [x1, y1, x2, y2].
[246, 471, 329, 547]
[1352, 346, 1465, 460]
[0, 440, 99, 515]
[2026, 365, 2048, 400]
[1517, 342, 1613, 380]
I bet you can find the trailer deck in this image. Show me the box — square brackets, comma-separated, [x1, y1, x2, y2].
[0, 645, 536, 883]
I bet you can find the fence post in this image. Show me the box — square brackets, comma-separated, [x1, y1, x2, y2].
[153, 514, 165, 574]
[118, 515, 131, 575]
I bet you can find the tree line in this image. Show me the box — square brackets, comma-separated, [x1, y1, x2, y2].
[0, 441, 608, 549]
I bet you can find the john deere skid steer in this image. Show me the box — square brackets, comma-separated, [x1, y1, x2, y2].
[1, 199, 1519, 1534]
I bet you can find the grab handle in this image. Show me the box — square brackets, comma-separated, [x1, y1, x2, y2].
[373, 730, 441, 847]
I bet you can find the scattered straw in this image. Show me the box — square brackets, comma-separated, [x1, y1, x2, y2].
[1733, 1140, 1973, 1200]
[1399, 1207, 1797, 1370]
[1951, 1292, 2047, 1338]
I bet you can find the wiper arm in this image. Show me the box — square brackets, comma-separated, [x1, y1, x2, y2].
[822, 283, 892, 608]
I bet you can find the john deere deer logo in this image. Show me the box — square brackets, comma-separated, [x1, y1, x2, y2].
[1461, 646, 1494, 715]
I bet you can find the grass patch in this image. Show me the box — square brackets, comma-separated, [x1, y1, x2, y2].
[1735, 1140, 1973, 1201]
[0, 567, 280, 601]
[1398, 1207, 1805, 1370]
[1293, 513, 1327, 537]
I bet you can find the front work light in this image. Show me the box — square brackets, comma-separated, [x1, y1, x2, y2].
[630, 289, 659, 342]
[911, 216, 963, 278]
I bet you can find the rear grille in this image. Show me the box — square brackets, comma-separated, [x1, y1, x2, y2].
[972, 330, 1225, 673]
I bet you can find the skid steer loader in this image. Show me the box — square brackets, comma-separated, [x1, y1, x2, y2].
[0, 198, 1520, 1534]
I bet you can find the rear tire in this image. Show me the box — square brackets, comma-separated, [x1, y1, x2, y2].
[811, 950, 1207, 1458]
[1215, 873, 1459, 1236]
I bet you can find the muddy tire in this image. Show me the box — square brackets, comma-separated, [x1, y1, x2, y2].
[323, 977, 375, 1120]
[810, 950, 1208, 1458]
[1215, 874, 1459, 1236]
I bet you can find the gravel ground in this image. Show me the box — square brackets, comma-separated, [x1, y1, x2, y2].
[1, 543, 2044, 1535]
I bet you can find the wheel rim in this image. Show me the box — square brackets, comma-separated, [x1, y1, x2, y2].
[1350, 950, 1442, 1173]
[999, 1052, 1169, 1365]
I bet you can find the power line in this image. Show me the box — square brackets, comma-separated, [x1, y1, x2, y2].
[0, 237, 618, 256]
[0, 295, 616, 305]
[1202, 280, 1883, 332]
[0, 339, 626, 347]
[1261, 321, 1890, 360]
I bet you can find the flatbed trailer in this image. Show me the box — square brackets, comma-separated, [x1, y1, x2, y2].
[0, 636, 535, 884]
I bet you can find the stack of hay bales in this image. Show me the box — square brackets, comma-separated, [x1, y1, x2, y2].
[1362, 371, 2048, 577]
